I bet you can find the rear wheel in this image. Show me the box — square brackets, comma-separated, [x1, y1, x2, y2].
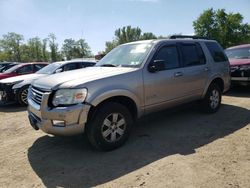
[201, 83, 222, 113]
[86, 102, 133, 151]
[17, 86, 29, 106]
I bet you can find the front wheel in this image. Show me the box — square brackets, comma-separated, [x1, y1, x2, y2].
[86, 102, 133, 151]
[17, 86, 29, 106]
[201, 83, 222, 113]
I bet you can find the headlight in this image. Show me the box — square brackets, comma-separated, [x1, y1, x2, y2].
[52, 88, 87, 106]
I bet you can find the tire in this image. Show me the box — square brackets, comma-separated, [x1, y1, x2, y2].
[201, 83, 222, 113]
[17, 86, 29, 106]
[86, 102, 133, 151]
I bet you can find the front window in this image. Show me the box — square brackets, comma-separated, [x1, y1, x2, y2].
[96, 42, 153, 68]
[225, 47, 250, 59]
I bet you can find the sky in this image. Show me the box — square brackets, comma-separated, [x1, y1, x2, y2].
[0, 0, 250, 54]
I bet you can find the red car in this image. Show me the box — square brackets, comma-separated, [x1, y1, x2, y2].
[225, 44, 250, 86]
[0, 62, 48, 80]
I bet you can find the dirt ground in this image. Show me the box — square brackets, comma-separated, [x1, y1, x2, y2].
[0, 87, 249, 188]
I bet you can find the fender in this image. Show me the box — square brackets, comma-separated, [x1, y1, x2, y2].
[87, 89, 144, 118]
[202, 73, 224, 98]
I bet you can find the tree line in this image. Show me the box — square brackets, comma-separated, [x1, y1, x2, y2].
[0, 33, 91, 62]
[1, 8, 249, 63]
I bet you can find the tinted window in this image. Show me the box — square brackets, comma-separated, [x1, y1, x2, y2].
[17, 65, 33, 74]
[154, 46, 180, 70]
[205, 42, 228, 62]
[81, 62, 95, 67]
[181, 44, 204, 66]
[34, 64, 47, 72]
[63, 63, 79, 71]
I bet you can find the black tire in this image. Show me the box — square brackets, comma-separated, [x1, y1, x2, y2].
[17, 86, 29, 106]
[86, 102, 133, 151]
[201, 83, 222, 113]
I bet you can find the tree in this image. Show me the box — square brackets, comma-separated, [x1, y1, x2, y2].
[193, 8, 250, 48]
[48, 33, 58, 62]
[0, 32, 24, 62]
[140, 32, 157, 40]
[42, 38, 49, 62]
[104, 26, 157, 53]
[62, 38, 91, 60]
[26, 37, 43, 61]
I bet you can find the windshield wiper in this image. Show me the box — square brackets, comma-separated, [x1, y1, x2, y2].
[100, 64, 117, 67]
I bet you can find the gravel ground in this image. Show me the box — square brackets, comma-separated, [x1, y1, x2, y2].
[0, 87, 249, 188]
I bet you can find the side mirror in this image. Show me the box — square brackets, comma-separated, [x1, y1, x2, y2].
[148, 60, 165, 73]
[55, 68, 63, 73]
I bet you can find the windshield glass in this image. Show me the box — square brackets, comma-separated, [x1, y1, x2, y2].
[0, 64, 16, 73]
[4, 64, 21, 73]
[36, 63, 62, 74]
[96, 42, 153, 67]
[225, 47, 250, 59]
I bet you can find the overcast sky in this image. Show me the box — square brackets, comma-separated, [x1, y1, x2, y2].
[0, 0, 249, 54]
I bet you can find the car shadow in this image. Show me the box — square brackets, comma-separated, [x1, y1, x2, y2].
[28, 104, 250, 188]
[0, 103, 27, 112]
[225, 85, 250, 98]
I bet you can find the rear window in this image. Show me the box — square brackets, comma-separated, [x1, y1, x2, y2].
[205, 42, 228, 62]
[181, 44, 205, 66]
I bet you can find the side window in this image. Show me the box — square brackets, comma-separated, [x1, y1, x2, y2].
[34, 64, 47, 72]
[154, 46, 180, 70]
[82, 62, 95, 68]
[17, 65, 33, 74]
[205, 42, 228, 62]
[63, 63, 79, 71]
[181, 44, 205, 66]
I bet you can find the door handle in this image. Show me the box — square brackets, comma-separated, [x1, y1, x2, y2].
[204, 67, 210, 71]
[174, 72, 183, 77]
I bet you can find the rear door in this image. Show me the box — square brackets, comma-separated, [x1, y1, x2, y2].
[178, 42, 209, 97]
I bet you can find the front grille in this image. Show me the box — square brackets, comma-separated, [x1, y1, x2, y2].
[231, 67, 250, 77]
[30, 86, 49, 105]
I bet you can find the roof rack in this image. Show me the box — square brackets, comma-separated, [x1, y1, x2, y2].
[169, 35, 209, 40]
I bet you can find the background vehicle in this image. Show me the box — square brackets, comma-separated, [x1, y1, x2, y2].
[225, 44, 250, 86]
[0, 59, 96, 105]
[0, 62, 19, 73]
[0, 62, 48, 80]
[27, 36, 230, 151]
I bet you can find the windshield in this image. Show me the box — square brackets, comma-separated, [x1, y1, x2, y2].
[4, 64, 21, 73]
[225, 47, 250, 59]
[0, 64, 16, 73]
[36, 63, 62, 74]
[96, 42, 153, 67]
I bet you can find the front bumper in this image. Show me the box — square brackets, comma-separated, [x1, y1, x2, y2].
[0, 83, 16, 104]
[27, 92, 91, 136]
[231, 67, 250, 85]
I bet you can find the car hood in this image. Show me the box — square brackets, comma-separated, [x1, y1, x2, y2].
[229, 58, 250, 66]
[0, 73, 45, 84]
[33, 67, 137, 89]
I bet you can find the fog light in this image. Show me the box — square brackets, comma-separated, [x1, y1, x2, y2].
[52, 120, 65, 127]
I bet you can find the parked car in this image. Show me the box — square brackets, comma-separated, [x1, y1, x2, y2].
[0, 62, 19, 73]
[0, 59, 96, 105]
[27, 36, 230, 151]
[225, 44, 250, 86]
[0, 62, 48, 80]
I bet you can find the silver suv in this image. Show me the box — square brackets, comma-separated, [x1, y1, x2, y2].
[27, 36, 230, 150]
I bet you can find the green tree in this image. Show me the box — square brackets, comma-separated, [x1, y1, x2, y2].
[27, 37, 43, 61]
[48, 33, 58, 62]
[193, 8, 250, 48]
[62, 38, 91, 60]
[0, 32, 24, 62]
[42, 38, 49, 62]
[104, 26, 158, 53]
[140, 32, 157, 40]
